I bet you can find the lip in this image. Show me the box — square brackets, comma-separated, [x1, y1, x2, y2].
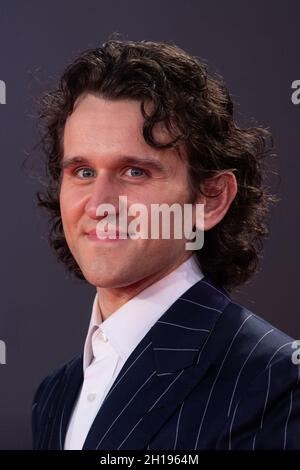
[85, 229, 129, 242]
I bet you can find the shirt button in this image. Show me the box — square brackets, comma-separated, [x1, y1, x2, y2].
[99, 330, 108, 342]
[87, 393, 96, 402]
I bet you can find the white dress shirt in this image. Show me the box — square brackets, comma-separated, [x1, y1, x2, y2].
[64, 254, 203, 450]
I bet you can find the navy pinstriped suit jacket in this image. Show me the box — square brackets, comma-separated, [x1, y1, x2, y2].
[32, 275, 300, 450]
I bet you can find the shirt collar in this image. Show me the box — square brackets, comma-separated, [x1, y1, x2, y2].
[83, 254, 203, 371]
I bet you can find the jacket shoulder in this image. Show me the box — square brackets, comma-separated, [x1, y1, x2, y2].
[222, 300, 296, 364]
[213, 302, 300, 449]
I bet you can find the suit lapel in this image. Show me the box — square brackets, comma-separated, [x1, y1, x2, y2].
[80, 274, 230, 450]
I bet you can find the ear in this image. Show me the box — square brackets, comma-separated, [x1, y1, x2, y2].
[196, 171, 238, 231]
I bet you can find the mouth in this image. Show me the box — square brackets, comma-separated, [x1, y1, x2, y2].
[85, 228, 129, 242]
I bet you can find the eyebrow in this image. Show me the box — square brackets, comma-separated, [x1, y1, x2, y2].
[61, 155, 166, 172]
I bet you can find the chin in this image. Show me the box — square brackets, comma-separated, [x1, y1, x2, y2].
[82, 270, 125, 289]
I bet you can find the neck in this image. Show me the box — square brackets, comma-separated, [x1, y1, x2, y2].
[97, 254, 192, 321]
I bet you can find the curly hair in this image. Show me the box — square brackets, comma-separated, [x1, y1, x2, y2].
[36, 39, 276, 291]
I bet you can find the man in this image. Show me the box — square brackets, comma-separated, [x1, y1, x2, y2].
[32, 39, 300, 450]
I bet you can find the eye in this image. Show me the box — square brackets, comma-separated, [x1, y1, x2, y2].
[75, 167, 96, 179]
[124, 167, 147, 178]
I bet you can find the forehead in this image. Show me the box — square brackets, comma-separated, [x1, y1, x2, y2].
[63, 94, 172, 159]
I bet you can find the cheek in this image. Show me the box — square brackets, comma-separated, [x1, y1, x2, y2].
[60, 186, 83, 232]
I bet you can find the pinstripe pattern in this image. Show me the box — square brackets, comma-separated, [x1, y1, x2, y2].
[227, 329, 274, 417]
[103, 341, 152, 403]
[59, 405, 66, 450]
[229, 401, 240, 450]
[252, 432, 257, 450]
[117, 370, 185, 449]
[39, 374, 62, 422]
[31, 275, 300, 450]
[157, 320, 210, 333]
[95, 370, 157, 449]
[194, 314, 253, 449]
[284, 391, 293, 449]
[179, 297, 223, 313]
[266, 342, 295, 367]
[174, 401, 185, 450]
[260, 364, 272, 429]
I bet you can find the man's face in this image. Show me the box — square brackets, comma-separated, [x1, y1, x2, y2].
[60, 93, 195, 288]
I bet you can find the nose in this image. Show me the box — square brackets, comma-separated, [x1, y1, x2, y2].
[84, 173, 119, 220]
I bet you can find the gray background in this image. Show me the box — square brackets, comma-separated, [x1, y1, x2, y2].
[0, 0, 299, 449]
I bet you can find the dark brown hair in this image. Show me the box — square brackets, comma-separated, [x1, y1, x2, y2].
[36, 39, 277, 291]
